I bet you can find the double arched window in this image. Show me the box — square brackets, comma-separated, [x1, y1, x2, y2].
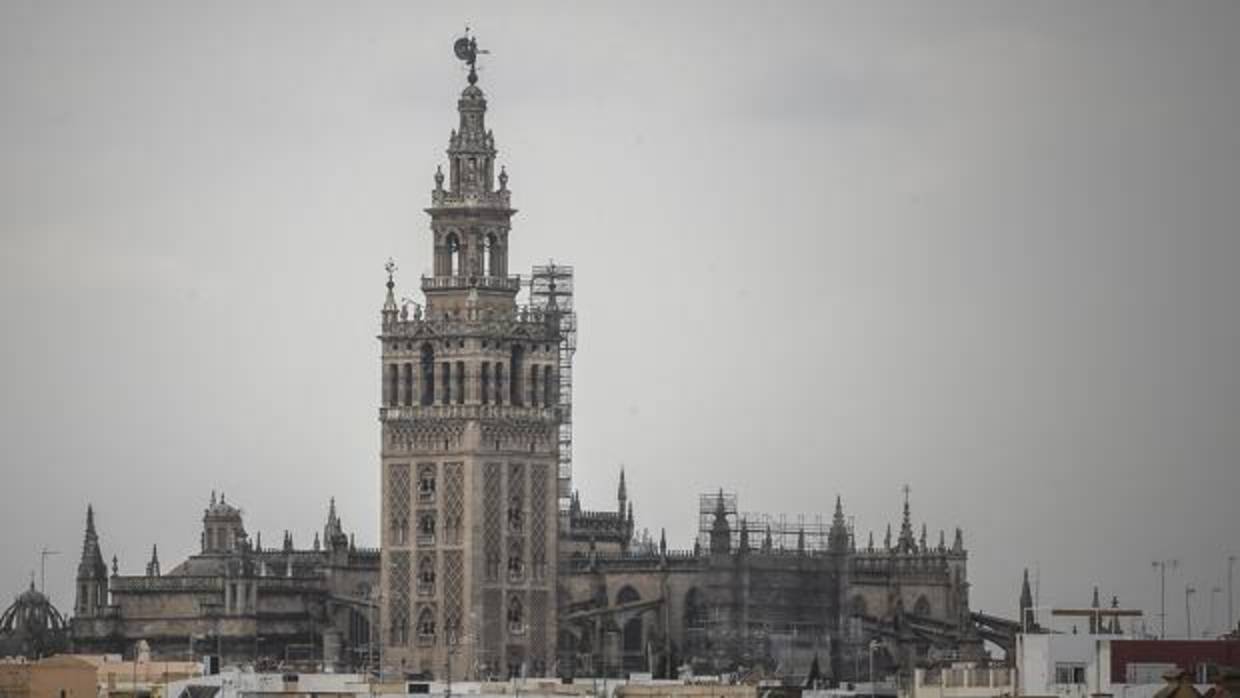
[508, 596, 524, 634]
[445, 232, 461, 276]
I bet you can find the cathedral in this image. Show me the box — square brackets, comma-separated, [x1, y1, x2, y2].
[69, 497, 378, 670]
[65, 35, 989, 683]
[375, 36, 985, 682]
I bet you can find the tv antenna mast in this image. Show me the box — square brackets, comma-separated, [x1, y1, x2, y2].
[40, 547, 60, 595]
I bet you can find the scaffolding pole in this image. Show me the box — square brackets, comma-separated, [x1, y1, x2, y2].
[530, 261, 576, 512]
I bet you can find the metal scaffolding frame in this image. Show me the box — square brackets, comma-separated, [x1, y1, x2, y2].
[530, 262, 577, 512]
[696, 491, 833, 552]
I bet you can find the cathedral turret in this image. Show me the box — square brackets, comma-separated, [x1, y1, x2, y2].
[617, 468, 627, 516]
[202, 492, 246, 555]
[145, 545, 160, 577]
[897, 488, 917, 554]
[828, 495, 850, 552]
[324, 497, 348, 552]
[1089, 586, 1101, 633]
[1020, 568, 1037, 630]
[74, 505, 108, 617]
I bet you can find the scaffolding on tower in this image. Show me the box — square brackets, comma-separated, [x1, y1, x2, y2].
[530, 262, 577, 513]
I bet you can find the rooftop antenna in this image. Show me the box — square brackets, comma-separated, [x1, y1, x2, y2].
[39, 547, 60, 595]
[453, 27, 490, 85]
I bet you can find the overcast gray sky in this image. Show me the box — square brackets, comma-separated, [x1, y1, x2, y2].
[2, 1, 1239, 637]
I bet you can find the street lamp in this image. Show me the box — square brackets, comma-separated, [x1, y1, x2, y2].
[1209, 588, 1222, 638]
[1185, 586, 1196, 640]
[868, 639, 879, 698]
[1229, 556, 1236, 633]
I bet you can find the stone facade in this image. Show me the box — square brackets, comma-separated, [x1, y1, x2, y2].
[69, 496, 379, 670]
[557, 487, 982, 682]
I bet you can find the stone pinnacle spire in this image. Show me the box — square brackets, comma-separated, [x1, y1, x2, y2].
[1020, 568, 1035, 629]
[617, 467, 627, 515]
[78, 505, 107, 580]
[146, 544, 160, 577]
[897, 485, 917, 554]
[828, 495, 850, 552]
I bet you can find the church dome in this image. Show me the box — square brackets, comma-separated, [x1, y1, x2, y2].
[0, 582, 68, 659]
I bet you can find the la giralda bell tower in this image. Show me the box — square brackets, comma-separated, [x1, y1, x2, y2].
[379, 35, 561, 680]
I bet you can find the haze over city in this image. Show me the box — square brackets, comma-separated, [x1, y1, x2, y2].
[2, 1, 1239, 643]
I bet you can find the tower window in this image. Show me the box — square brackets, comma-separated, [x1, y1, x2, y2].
[420, 344, 435, 406]
[543, 367, 554, 407]
[441, 362, 451, 405]
[494, 362, 505, 406]
[446, 233, 461, 276]
[480, 362, 491, 405]
[402, 363, 413, 407]
[485, 233, 500, 276]
[455, 361, 465, 405]
[508, 596, 524, 634]
[530, 365, 540, 407]
[510, 345, 524, 406]
[387, 364, 399, 407]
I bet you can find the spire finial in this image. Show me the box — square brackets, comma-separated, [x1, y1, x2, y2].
[382, 258, 399, 314]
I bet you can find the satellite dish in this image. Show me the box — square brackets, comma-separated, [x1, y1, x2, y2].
[454, 37, 474, 63]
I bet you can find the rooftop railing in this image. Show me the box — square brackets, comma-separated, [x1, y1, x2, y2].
[421, 275, 522, 293]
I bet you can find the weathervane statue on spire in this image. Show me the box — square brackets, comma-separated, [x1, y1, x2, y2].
[454, 28, 489, 85]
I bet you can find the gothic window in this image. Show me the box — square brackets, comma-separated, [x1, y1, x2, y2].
[440, 362, 451, 405]
[510, 345, 525, 406]
[617, 586, 640, 606]
[914, 595, 932, 617]
[455, 361, 465, 405]
[402, 363, 413, 407]
[622, 617, 643, 664]
[386, 364, 399, 407]
[446, 232, 461, 276]
[418, 513, 436, 543]
[508, 493, 523, 531]
[484, 233, 499, 276]
[684, 588, 705, 630]
[543, 367, 554, 407]
[508, 537, 524, 581]
[508, 596, 524, 634]
[417, 607, 436, 641]
[494, 362, 505, 406]
[418, 556, 435, 595]
[616, 586, 643, 668]
[417, 465, 436, 502]
[530, 365, 540, 406]
[419, 344, 435, 406]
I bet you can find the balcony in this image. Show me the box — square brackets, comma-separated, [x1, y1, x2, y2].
[421, 275, 521, 293]
[380, 404, 557, 422]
